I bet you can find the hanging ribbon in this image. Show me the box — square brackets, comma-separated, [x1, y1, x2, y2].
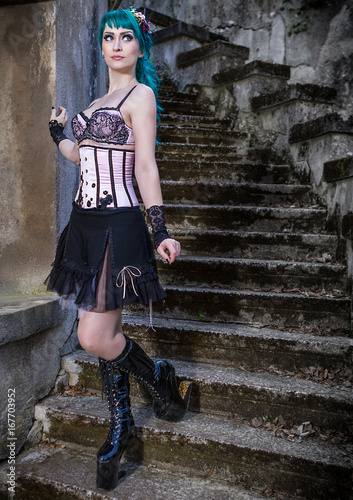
[116, 266, 142, 298]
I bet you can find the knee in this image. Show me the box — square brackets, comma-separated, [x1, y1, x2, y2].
[77, 325, 102, 354]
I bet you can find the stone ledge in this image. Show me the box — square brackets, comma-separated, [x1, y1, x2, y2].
[324, 157, 353, 182]
[139, 7, 179, 27]
[177, 40, 249, 68]
[153, 21, 225, 45]
[289, 113, 353, 143]
[212, 60, 291, 86]
[0, 294, 65, 346]
[252, 83, 337, 112]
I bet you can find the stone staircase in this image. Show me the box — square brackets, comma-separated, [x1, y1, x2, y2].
[5, 11, 353, 500]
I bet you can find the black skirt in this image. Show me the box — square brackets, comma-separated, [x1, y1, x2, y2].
[45, 203, 166, 311]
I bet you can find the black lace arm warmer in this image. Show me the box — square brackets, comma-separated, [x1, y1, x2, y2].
[49, 120, 68, 146]
[146, 205, 170, 250]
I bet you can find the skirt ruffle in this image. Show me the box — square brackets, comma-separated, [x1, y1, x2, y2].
[45, 203, 166, 312]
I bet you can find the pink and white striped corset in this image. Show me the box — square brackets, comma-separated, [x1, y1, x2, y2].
[74, 146, 139, 209]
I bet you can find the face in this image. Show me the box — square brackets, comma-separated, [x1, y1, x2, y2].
[102, 25, 143, 72]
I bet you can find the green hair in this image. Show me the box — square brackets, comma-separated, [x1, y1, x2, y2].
[99, 9, 162, 119]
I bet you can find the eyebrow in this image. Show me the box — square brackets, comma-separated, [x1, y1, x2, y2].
[103, 30, 134, 35]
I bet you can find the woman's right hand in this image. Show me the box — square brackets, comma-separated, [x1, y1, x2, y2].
[50, 106, 69, 128]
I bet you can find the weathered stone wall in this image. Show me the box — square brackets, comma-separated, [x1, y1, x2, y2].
[129, 0, 352, 114]
[0, 0, 107, 294]
[0, 2, 57, 294]
[55, 0, 107, 235]
[0, 0, 107, 459]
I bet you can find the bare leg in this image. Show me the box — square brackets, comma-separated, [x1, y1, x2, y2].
[77, 308, 126, 360]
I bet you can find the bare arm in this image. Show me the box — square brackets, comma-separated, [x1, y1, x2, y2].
[131, 86, 180, 263]
[50, 107, 80, 166]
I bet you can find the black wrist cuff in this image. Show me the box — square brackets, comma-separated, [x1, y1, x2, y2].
[153, 230, 170, 250]
[49, 120, 68, 146]
[146, 205, 170, 250]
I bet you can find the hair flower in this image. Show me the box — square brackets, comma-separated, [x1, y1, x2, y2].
[129, 6, 152, 34]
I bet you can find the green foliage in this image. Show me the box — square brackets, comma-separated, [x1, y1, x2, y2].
[280, 0, 332, 36]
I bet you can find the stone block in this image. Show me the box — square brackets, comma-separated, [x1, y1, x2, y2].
[54, 370, 69, 394]
[289, 133, 353, 192]
[0, 298, 76, 460]
[213, 60, 291, 86]
[23, 421, 43, 450]
[251, 84, 337, 112]
[324, 157, 353, 183]
[140, 7, 179, 27]
[342, 212, 353, 240]
[230, 74, 289, 113]
[289, 113, 353, 144]
[177, 40, 249, 68]
[257, 101, 335, 136]
[152, 36, 201, 76]
[153, 21, 224, 44]
[0, 296, 64, 346]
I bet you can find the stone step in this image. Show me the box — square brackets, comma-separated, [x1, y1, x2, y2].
[156, 148, 244, 163]
[33, 396, 353, 499]
[62, 351, 353, 432]
[121, 316, 353, 373]
[157, 142, 241, 156]
[251, 84, 337, 112]
[156, 256, 348, 292]
[161, 180, 313, 206]
[289, 112, 353, 143]
[158, 159, 301, 184]
[247, 147, 289, 165]
[212, 60, 291, 86]
[145, 285, 351, 332]
[158, 86, 200, 104]
[9, 446, 262, 500]
[168, 228, 342, 261]
[158, 89, 200, 103]
[177, 40, 249, 69]
[158, 124, 247, 146]
[160, 112, 233, 129]
[164, 204, 328, 233]
[160, 98, 212, 115]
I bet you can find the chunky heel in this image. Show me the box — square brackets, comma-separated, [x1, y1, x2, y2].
[96, 455, 123, 491]
[156, 379, 193, 422]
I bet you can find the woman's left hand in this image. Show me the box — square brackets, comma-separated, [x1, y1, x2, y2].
[157, 238, 181, 264]
[50, 106, 69, 128]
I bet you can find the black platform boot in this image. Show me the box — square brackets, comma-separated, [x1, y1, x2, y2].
[109, 336, 192, 422]
[96, 359, 135, 491]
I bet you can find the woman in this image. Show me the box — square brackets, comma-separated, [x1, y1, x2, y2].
[46, 8, 192, 491]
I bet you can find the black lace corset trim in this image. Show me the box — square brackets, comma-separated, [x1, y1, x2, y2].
[71, 110, 133, 145]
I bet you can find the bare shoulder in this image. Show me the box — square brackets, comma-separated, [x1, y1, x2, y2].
[129, 84, 156, 110]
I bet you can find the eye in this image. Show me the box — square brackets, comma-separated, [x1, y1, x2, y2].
[103, 34, 114, 41]
[122, 34, 134, 41]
